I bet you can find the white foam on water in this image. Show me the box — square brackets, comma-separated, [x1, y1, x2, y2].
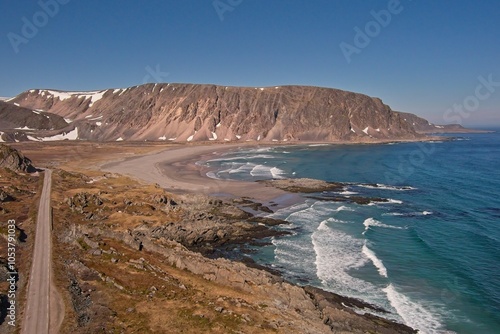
[336, 205, 355, 212]
[206, 171, 218, 179]
[373, 199, 403, 205]
[339, 190, 359, 195]
[249, 164, 285, 179]
[362, 241, 388, 278]
[383, 211, 433, 217]
[218, 162, 256, 176]
[386, 199, 403, 204]
[285, 205, 322, 223]
[207, 154, 275, 162]
[311, 219, 391, 303]
[272, 235, 317, 280]
[383, 284, 452, 334]
[239, 147, 272, 154]
[358, 184, 416, 191]
[266, 202, 310, 220]
[383, 212, 405, 216]
[363, 218, 405, 235]
[270, 166, 285, 179]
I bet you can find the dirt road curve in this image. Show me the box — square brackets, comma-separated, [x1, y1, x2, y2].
[22, 169, 62, 334]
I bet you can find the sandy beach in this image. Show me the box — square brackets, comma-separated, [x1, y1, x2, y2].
[99, 137, 442, 204]
[100, 143, 297, 203]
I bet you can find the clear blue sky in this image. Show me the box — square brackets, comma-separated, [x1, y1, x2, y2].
[1, 0, 499, 126]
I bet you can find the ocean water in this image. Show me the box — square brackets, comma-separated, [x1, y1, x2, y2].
[202, 130, 500, 334]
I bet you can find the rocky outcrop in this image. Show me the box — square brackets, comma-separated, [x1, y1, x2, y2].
[0, 144, 36, 173]
[259, 178, 345, 193]
[0, 190, 14, 203]
[63, 190, 287, 255]
[395, 111, 487, 133]
[5, 84, 421, 142]
[64, 224, 415, 333]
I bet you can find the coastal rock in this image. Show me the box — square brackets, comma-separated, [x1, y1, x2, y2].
[395, 111, 488, 134]
[308, 195, 389, 205]
[305, 286, 417, 334]
[259, 178, 345, 193]
[6, 84, 420, 142]
[70, 224, 416, 333]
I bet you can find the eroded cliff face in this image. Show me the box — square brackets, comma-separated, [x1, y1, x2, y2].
[7, 84, 419, 142]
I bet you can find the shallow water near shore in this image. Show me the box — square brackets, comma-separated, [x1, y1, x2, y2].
[201, 131, 500, 334]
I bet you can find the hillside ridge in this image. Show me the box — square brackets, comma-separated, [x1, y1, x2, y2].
[3, 83, 418, 142]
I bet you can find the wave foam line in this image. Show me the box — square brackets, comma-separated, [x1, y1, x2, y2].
[383, 284, 451, 334]
[249, 164, 286, 179]
[312, 220, 378, 295]
[362, 241, 388, 278]
[383, 211, 433, 217]
[207, 154, 275, 162]
[363, 218, 405, 235]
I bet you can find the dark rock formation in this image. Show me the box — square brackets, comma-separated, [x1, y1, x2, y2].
[0, 144, 36, 172]
[65, 223, 416, 333]
[259, 178, 345, 193]
[0, 190, 14, 203]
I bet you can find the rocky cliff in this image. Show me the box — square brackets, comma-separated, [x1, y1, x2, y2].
[0, 144, 36, 173]
[4, 84, 420, 142]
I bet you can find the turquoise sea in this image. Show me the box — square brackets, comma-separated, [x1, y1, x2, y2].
[202, 130, 500, 334]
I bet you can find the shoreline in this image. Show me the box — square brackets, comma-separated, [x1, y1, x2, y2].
[99, 136, 445, 203]
[98, 141, 419, 332]
[57, 139, 436, 332]
[100, 143, 297, 203]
